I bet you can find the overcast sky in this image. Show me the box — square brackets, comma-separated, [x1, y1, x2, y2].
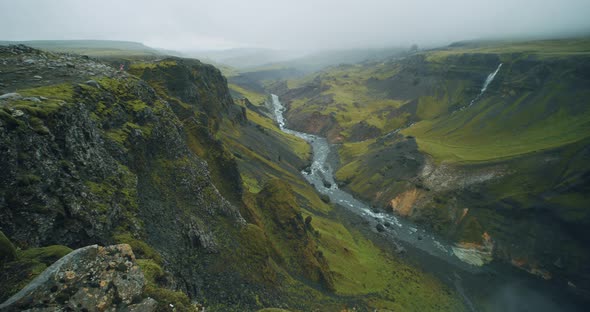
[1, 0, 589, 51]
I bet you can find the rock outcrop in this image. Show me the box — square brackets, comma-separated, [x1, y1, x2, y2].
[0, 244, 156, 312]
[0, 45, 244, 306]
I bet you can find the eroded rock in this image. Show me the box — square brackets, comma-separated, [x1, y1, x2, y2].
[0, 244, 156, 312]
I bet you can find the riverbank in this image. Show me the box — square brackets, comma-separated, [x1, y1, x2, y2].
[270, 94, 587, 312]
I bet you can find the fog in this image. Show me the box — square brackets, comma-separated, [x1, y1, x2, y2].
[1, 0, 589, 51]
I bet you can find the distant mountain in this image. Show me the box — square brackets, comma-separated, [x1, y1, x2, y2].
[184, 47, 304, 69]
[188, 46, 410, 72]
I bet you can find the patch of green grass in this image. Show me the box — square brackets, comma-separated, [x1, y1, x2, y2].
[19, 83, 74, 101]
[138, 259, 197, 312]
[402, 75, 590, 163]
[241, 173, 263, 193]
[425, 38, 590, 62]
[0, 239, 72, 303]
[286, 62, 410, 139]
[312, 214, 464, 310]
[228, 83, 267, 105]
[404, 104, 590, 163]
[105, 121, 153, 144]
[128, 60, 178, 77]
[0, 231, 17, 264]
[19, 245, 73, 265]
[114, 234, 163, 265]
[246, 109, 310, 160]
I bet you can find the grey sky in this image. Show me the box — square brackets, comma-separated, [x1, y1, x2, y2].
[1, 0, 589, 51]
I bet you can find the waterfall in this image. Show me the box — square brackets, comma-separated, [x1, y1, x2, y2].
[461, 63, 502, 110]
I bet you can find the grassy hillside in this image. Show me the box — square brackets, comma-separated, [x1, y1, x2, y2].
[404, 59, 590, 163]
[282, 37, 590, 295]
[122, 57, 465, 310]
[280, 60, 412, 141]
[430, 38, 590, 60]
[219, 92, 464, 311]
[281, 37, 590, 145]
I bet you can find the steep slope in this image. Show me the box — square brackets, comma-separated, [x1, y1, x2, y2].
[220, 93, 465, 311]
[1, 45, 465, 311]
[0, 45, 246, 309]
[281, 38, 590, 296]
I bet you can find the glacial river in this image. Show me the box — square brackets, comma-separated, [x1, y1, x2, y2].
[270, 94, 586, 312]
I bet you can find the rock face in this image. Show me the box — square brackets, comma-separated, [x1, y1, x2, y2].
[0, 244, 156, 312]
[389, 188, 423, 217]
[451, 232, 494, 267]
[0, 45, 244, 303]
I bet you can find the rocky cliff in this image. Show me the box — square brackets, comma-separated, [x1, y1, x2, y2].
[0, 45, 245, 309]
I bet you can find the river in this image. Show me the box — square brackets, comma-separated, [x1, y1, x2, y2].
[270, 94, 586, 312]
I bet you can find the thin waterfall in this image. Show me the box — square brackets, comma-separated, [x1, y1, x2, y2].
[460, 63, 502, 110]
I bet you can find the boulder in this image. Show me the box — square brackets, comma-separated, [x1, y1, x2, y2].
[0, 93, 21, 100]
[0, 244, 156, 312]
[376, 223, 386, 232]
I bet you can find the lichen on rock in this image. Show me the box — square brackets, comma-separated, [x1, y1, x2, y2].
[0, 244, 157, 312]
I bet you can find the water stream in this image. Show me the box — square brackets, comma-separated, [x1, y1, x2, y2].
[461, 63, 503, 110]
[271, 94, 474, 269]
[269, 94, 585, 312]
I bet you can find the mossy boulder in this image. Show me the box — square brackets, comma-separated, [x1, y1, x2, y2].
[0, 244, 156, 311]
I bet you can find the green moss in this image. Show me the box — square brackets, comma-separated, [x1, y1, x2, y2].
[144, 285, 196, 312]
[105, 122, 153, 145]
[457, 217, 484, 244]
[232, 224, 278, 284]
[114, 234, 163, 265]
[126, 99, 148, 112]
[0, 230, 17, 264]
[12, 100, 64, 118]
[0, 108, 22, 128]
[403, 84, 590, 163]
[16, 174, 41, 186]
[228, 83, 267, 105]
[0, 257, 47, 302]
[137, 259, 166, 284]
[0, 244, 72, 302]
[19, 83, 74, 101]
[84, 164, 139, 228]
[19, 245, 73, 265]
[311, 214, 463, 310]
[284, 63, 407, 139]
[137, 259, 196, 312]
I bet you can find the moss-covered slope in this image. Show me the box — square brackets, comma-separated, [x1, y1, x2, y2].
[281, 38, 590, 295]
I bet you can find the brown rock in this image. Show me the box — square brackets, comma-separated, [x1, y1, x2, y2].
[389, 188, 422, 216]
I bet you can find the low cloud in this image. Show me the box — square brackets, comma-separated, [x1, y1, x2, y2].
[1, 0, 589, 51]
